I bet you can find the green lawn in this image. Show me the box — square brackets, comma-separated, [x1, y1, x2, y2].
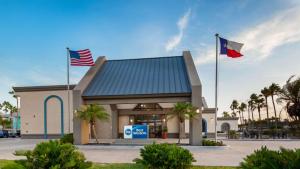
[0, 160, 237, 169]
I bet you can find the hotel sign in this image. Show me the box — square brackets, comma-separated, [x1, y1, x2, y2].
[124, 125, 148, 139]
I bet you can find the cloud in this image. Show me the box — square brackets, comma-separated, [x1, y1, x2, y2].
[195, 6, 300, 65]
[165, 9, 191, 52]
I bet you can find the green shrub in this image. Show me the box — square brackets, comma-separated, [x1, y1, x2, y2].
[240, 146, 300, 169]
[24, 140, 92, 169]
[134, 143, 195, 169]
[60, 133, 74, 144]
[14, 150, 30, 156]
[2, 162, 26, 169]
[202, 140, 225, 146]
[228, 130, 239, 139]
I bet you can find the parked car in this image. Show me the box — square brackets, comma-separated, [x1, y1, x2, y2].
[0, 130, 9, 138]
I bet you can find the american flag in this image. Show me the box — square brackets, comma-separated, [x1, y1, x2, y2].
[69, 49, 95, 66]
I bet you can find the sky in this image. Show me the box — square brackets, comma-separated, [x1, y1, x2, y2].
[0, 0, 299, 118]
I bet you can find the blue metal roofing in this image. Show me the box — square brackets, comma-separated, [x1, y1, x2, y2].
[82, 56, 191, 97]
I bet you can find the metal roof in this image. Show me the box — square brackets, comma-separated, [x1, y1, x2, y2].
[83, 56, 192, 97]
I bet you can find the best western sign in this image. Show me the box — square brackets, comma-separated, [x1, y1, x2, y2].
[124, 125, 148, 139]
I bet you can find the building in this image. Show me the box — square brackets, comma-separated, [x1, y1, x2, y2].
[14, 51, 225, 145]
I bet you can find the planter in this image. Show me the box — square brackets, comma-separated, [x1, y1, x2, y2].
[162, 132, 168, 139]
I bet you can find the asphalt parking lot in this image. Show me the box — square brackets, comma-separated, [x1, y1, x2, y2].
[0, 138, 300, 166]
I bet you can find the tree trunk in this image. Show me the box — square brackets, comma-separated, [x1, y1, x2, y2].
[241, 111, 244, 124]
[91, 122, 99, 144]
[178, 122, 185, 144]
[257, 107, 262, 139]
[271, 95, 277, 118]
[265, 97, 269, 119]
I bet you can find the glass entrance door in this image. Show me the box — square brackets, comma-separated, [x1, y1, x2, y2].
[134, 114, 164, 138]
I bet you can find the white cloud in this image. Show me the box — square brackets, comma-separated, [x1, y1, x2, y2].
[165, 9, 191, 52]
[195, 6, 300, 65]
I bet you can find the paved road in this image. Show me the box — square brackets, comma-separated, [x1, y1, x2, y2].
[0, 138, 300, 166]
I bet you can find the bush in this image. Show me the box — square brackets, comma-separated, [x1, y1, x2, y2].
[2, 162, 26, 169]
[240, 146, 300, 169]
[14, 150, 30, 156]
[202, 139, 225, 146]
[60, 133, 74, 144]
[134, 143, 195, 169]
[228, 130, 239, 139]
[24, 140, 92, 169]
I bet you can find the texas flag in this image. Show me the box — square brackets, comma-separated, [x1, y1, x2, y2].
[219, 37, 244, 58]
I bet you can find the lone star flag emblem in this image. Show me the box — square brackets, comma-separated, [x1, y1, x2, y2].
[219, 37, 244, 58]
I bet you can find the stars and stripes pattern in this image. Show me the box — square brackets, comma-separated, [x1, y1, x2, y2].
[69, 49, 95, 66]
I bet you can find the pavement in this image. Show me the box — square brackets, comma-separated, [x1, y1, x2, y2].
[0, 138, 300, 166]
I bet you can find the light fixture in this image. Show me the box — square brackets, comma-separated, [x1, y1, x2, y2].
[163, 118, 166, 123]
[196, 109, 200, 113]
[130, 119, 133, 123]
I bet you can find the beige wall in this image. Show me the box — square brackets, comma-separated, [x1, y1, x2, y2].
[217, 120, 238, 132]
[118, 115, 129, 133]
[95, 104, 113, 139]
[167, 115, 179, 133]
[17, 90, 73, 136]
[202, 113, 216, 133]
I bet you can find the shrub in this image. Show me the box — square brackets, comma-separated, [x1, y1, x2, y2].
[24, 140, 92, 169]
[60, 133, 74, 144]
[2, 162, 26, 169]
[14, 150, 30, 156]
[202, 139, 225, 146]
[228, 130, 239, 139]
[240, 146, 300, 169]
[134, 143, 195, 169]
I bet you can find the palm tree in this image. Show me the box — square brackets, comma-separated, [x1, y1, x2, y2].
[230, 100, 239, 115]
[269, 83, 281, 120]
[238, 102, 247, 124]
[168, 102, 197, 144]
[261, 87, 271, 119]
[76, 104, 109, 144]
[250, 94, 264, 121]
[223, 111, 230, 118]
[277, 76, 300, 120]
[248, 100, 255, 121]
[250, 94, 258, 120]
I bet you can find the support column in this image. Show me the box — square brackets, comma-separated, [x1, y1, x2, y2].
[183, 51, 203, 146]
[110, 104, 119, 139]
[73, 90, 89, 145]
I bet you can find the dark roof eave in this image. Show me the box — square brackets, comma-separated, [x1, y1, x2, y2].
[82, 92, 192, 100]
[13, 84, 77, 92]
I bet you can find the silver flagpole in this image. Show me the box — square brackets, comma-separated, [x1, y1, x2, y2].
[215, 33, 219, 142]
[66, 47, 70, 134]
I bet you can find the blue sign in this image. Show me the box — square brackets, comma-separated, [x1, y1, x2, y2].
[132, 125, 148, 139]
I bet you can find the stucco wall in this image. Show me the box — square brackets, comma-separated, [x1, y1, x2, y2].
[118, 115, 129, 134]
[202, 113, 215, 133]
[17, 90, 73, 136]
[95, 104, 113, 139]
[217, 119, 239, 132]
[167, 115, 179, 133]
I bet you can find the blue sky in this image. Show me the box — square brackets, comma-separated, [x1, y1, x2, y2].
[1, 0, 299, 117]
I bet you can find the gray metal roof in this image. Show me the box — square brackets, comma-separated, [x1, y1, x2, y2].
[83, 56, 192, 97]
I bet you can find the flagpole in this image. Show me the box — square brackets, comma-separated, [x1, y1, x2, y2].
[66, 47, 70, 135]
[215, 33, 219, 142]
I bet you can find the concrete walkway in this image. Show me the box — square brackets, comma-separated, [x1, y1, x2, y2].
[0, 138, 300, 166]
